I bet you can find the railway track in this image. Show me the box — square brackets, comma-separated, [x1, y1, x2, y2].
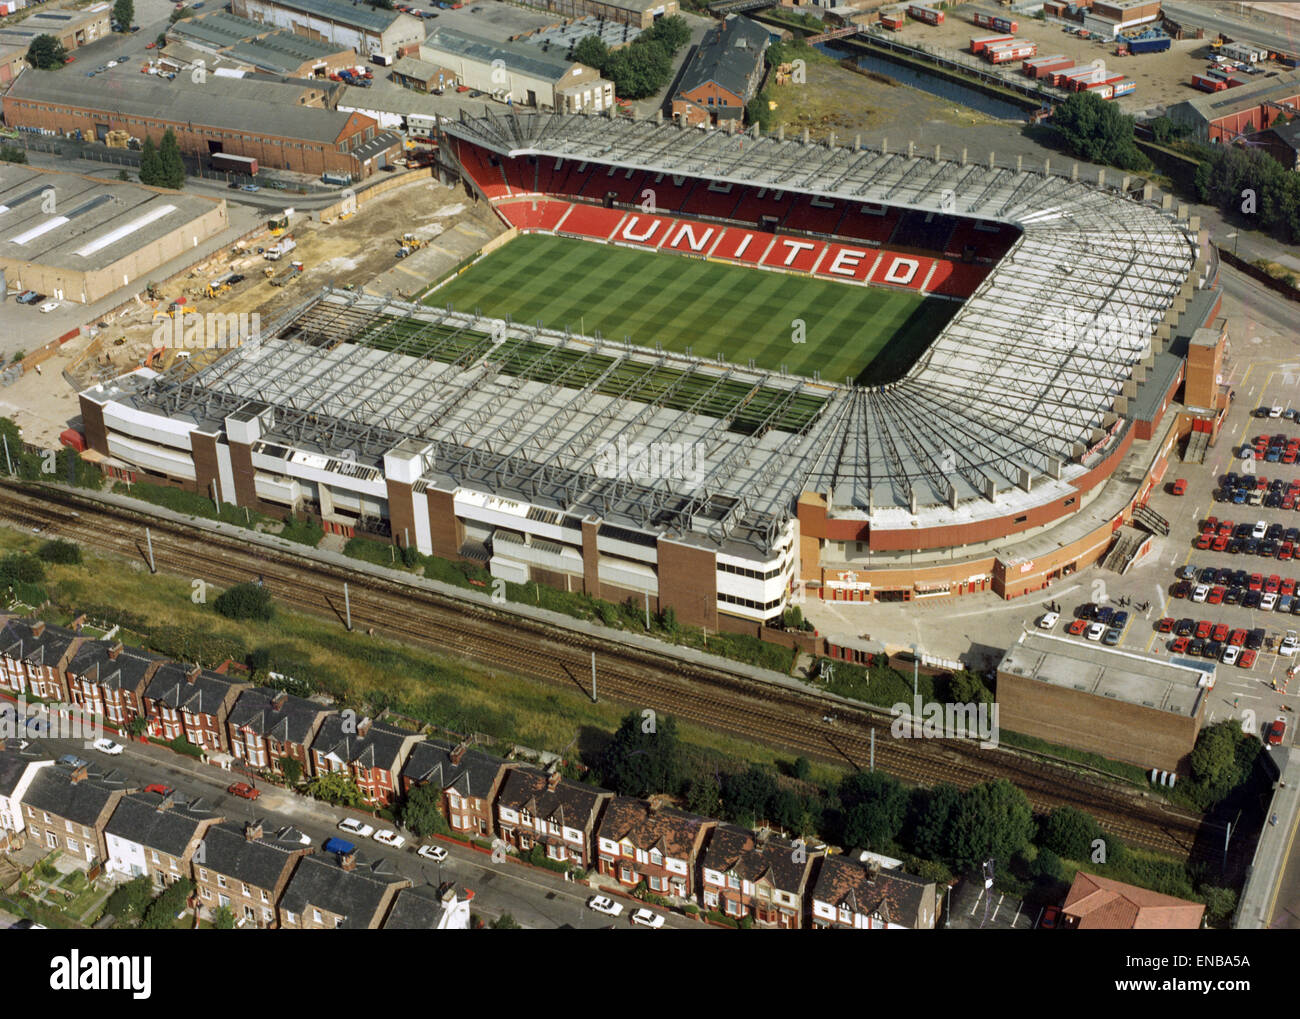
[0, 481, 1216, 860]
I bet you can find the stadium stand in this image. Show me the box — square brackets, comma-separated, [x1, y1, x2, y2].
[784, 195, 845, 236]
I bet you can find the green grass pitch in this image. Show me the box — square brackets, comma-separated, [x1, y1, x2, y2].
[425, 234, 959, 385]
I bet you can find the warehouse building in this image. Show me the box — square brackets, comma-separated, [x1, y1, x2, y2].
[390, 55, 459, 94]
[0, 44, 26, 87]
[1041, 0, 1162, 36]
[1167, 68, 1300, 143]
[420, 29, 613, 111]
[166, 11, 357, 78]
[996, 632, 1209, 772]
[0, 166, 228, 305]
[671, 15, 769, 126]
[0, 4, 112, 52]
[2, 70, 401, 179]
[230, 0, 424, 59]
[520, 0, 677, 30]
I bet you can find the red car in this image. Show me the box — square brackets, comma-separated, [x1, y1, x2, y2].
[1282, 578, 1297, 597]
[227, 782, 260, 800]
[1195, 533, 1213, 550]
[1286, 495, 1298, 511]
[1067, 619, 1088, 636]
[1202, 516, 1219, 533]
[1218, 521, 1233, 537]
[1250, 573, 1265, 592]
[1211, 622, 1230, 643]
[1240, 649, 1258, 669]
[144, 784, 174, 797]
[1284, 450, 1298, 465]
[1171, 636, 1190, 653]
[1156, 617, 1175, 633]
[1229, 628, 1248, 647]
[1195, 620, 1213, 639]
[1267, 575, 1282, 594]
[1172, 478, 1188, 496]
[1212, 535, 1229, 553]
[1040, 905, 1060, 929]
[1267, 718, 1287, 745]
[1282, 542, 1295, 562]
[1207, 585, 1226, 604]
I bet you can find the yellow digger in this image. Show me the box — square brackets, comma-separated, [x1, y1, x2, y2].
[396, 232, 425, 258]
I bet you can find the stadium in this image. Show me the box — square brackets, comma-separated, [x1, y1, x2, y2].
[78, 110, 1222, 638]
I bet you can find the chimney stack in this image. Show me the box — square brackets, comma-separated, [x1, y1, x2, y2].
[107, 641, 123, 661]
[69, 765, 88, 784]
[356, 717, 372, 738]
[340, 850, 357, 872]
[31, 621, 46, 639]
[450, 740, 469, 766]
[186, 664, 201, 685]
[244, 820, 263, 842]
[271, 690, 288, 711]
[547, 770, 562, 792]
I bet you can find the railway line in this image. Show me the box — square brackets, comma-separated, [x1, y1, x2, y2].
[0, 481, 1219, 861]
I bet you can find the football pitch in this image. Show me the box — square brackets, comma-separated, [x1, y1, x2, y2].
[425, 234, 958, 385]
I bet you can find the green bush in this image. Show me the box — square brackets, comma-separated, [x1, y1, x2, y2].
[36, 539, 82, 565]
[213, 582, 274, 622]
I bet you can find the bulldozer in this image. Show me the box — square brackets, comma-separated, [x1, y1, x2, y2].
[395, 232, 426, 258]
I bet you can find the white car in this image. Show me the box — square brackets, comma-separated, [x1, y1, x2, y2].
[1221, 645, 1240, 666]
[91, 737, 123, 755]
[1086, 621, 1106, 641]
[587, 895, 623, 917]
[372, 829, 406, 849]
[417, 844, 447, 862]
[337, 817, 375, 838]
[1253, 520, 1268, 539]
[1270, 405, 1284, 418]
[630, 908, 665, 928]
[106, 60, 118, 68]
[1037, 611, 1059, 630]
[1262, 592, 1278, 612]
[38, 301, 58, 313]
[1280, 634, 1298, 657]
[1191, 584, 1209, 603]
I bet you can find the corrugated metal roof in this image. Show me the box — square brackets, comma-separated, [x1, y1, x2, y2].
[424, 27, 578, 82]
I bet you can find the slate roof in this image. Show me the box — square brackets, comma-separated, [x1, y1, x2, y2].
[104, 792, 218, 856]
[66, 639, 165, 694]
[0, 748, 46, 798]
[280, 852, 408, 929]
[675, 15, 768, 102]
[21, 763, 129, 827]
[228, 686, 326, 746]
[402, 738, 505, 800]
[1063, 871, 1206, 929]
[701, 823, 810, 895]
[497, 766, 611, 830]
[383, 883, 449, 929]
[145, 662, 243, 717]
[811, 856, 936, 928]
[312, 716, 418, 772]
[197, 820, 309, 888]
[597, 797, 711, 860]
[0, 619, 79, 674]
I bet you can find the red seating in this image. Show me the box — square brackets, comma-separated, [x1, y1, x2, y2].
[711, 227, 773, 264]
[929, 261, 991, 298]
[498, 200, 572, 232]
[814, 243, 880, 283]
[643, 172, 695, 212]
[732, 186, 788, 224]
[551, 160, 593, 196]
[456, 140, 510, 200]
[760, 236, 826, 273]
[502, 157, 534, 195]
[660, 219, 726, 255]
[558, 202, 627, 241]
[681, 181, 741, 219]
[838, 203, 900, 245]
[868, 252, 935, 291]
[784, 195, 844, 235]
[610, 212, 677, 248]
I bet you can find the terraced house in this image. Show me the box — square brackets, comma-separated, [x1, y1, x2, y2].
[104, 791, 221, 888]
[278, 849, 409, 929]
[0, 746, 52, 852]
[21, 762, 130, 865]
[495, 766, 612, 870]
[400, 738, 507, 838]
[596, 797, 712, 900]
[310, 716, 423, 807]
[63, 639, 165, 729]
[698, 824, 811, 928]
[809, 856, 940, 930]
[143, 662, 248, 753]
[0, 618, 78, 702]
[227, 686, 331, 778]
[192, 819, 312, 928]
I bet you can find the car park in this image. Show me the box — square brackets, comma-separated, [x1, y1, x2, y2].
[1066, 619, 1087, 636]
[1095, 606, 1114, 626]
[1204, 640, 1223, 660]
[338, 817, 375, 838]
[1188, 638, 1206, 657]
[1246, 628, 1266, 650]
[1212, 534, 1229, 552]
[1267, 575, 1282, 594]
[630, 908, 665, 928]
[1224, 587, 1243, 605]
[1254, 521, 1268, 539]
[1244, 590, 1263, 608]
[91, 738, 123, 755]
[1229, 628, 1247, 647]
[1280, 595, 1295, 614]
[1250, 573, 1264, 591]
[1076, 602, 1098, 618]
[1211, 623, 1230, 643]
[1207, 586, 1225, 605]
[1177, 565, 1198, 581]
[417, 844, 448, 861]
[373, 830, 406, 849]
[1172, 581, 1191, 599]
[1262, 592, 1278, 611]
[1194, 533, 1212, 551]
[588, 895, 623, 917]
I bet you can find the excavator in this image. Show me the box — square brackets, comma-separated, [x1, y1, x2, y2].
[395, 232, 426, 258]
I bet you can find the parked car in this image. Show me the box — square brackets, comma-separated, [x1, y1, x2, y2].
[630, 908, 665, 928]
[588, 895, 623, 917]
[1268, 717, 1287, 745]
[241, 184, 261, 193]
[1066, 618, 1087, 636]
[322, 837, 355, 855]
[373, 829, 406, 849]
[1086, 621, 1105, 641]
[91, 738, 123, 755]
[1102, 627, 1122, 646]
[337, 817, 375, 838]
[15, 290, 40, 305]
[1221, 644, 1240, 666]
[1280, 632, 1299, 656]
[38, 301, 58, 313]
[144, 784, 174, 797]
[1155, 617, 1175, 633]
[1171, 478, 1187, 495]
[1039, 905, 1060, 929]
[58, 754, 89, 768]
[227, 781, 260, 800]
[1037, 611, 1059, 629]
[1241, 648, 1258, 669]
[417, 844, 448, 862]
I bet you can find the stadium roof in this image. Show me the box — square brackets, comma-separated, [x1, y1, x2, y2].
[108, 112, 1201, 551]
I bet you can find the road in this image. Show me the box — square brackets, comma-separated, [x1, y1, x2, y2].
[17, 707, 694, 930]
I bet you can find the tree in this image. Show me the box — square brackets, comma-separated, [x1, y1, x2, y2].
[213, 581, 274, 621]
[102, 876, 153, 928]
[26, 35, 68, 70]
[1038, 806, 1104, 861]
[138, 136, 161, 187]
[1189, 721, 1242, 788]
[839, 772, 908, 849]
[0, 146, 27, 165]
[572, 35, 609, 72]
[37, 539, 81, 565]
[910, 783, 962, 861]
[598, 711, 684, 797]
[792, 756, 812, 782]
[721, 766, 777, 824]
[401, 782, 451, 838]
[643, 14, 690, 51]
[683, 773, 720, 817]
[306, 770, 365, 807]
[279, 756, 302, 787]
[113, 0, 134, 30]
[766, 788, 804, 834]
[490, 913, 521, 929]
[158, 129, 186, 190]
[1050, 91, 1150, 172]
[141, 877, 194, 929]
[948, 780, 1036, 872]
[212, 905, 235, 929]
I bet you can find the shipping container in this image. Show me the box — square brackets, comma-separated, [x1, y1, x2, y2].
[880, 14, 905, 29]
[1192, 74, 1227, 92]
[988, 42, 1037, 63]
[1111, 79, 1136, 96]
[907, 4, 942, 25]
[1025, 55, 1072, 78]
[973, 11, 1018, 33]
[1090, 83, 1115, 100]
[211, 152, 258, 175]
[971, 33, 1015, 53]
[1127, 36, 1170, 54]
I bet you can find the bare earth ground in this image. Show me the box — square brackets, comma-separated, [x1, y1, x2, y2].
[0, 176, 506, 450]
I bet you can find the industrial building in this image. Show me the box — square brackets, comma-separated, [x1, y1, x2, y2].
[519, 0, 677, 30]
[420, 29, 613, 111]
[671, 15, 769, 126]
[230, 0, 424, 59]
[996, 632, 1209, 772]
[0, 3, 112, 52]
[77, 110, 1205, 634]
[1041, 0, 1162, 37]
[1167, 68, 1300, 142]
[165, 10, 358, 78]
[389, 55, 459, 94]
[0, 165, 229, 305]
[1, 70, 402, 179]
